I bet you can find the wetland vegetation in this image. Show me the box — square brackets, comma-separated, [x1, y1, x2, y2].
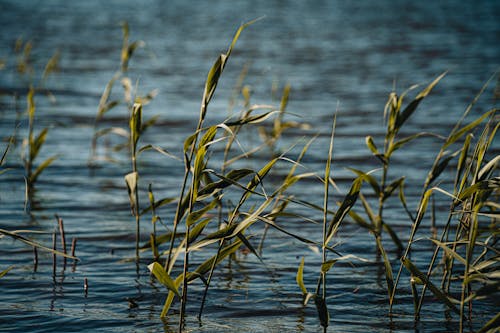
[0, 12, 498, 333]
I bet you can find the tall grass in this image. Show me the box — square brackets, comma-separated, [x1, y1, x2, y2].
[0, 20, 497, 333]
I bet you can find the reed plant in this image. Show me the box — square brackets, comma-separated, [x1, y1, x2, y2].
[22, 87, 58, 209]
[343, 73, 447, 307]
[2, 19, 497, 333]
[89, 22, 157, 166]
[3, 39, 61, 210]
[390, 77, 499, 332]
[145, 19, 319, 331]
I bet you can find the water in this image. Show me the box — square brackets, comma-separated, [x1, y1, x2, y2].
[0, 0, 498, 332]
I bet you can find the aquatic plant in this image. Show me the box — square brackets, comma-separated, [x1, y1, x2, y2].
[391, 78, 499, 332]
[22, 87, 58, 210]
[89, 22, 157, 166]
[345, 73, 447, 307]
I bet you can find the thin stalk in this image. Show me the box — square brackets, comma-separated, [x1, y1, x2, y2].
[178, 96, 207, 332]
[177, 20, 260, 330]
[131, 128, 140, 258]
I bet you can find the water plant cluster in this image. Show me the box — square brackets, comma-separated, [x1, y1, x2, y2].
[0, 21, 498, 332]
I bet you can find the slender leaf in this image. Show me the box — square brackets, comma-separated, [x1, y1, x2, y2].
[376, 237, 394, 304]
[186, 199, 218, 227]
[325, 177, 363, 245]
[0, 228, 77, 259]
[459, 177, 500, 201]
[402, 258, 460, 314]
[478, 311, 500, 333]
[443, 108, 497, 150]
[348, 168, 380, 196]
[383, 176, 405, 201]
[148, 262, 180, 297]
[395, 72, 446, 128]
[296, 257, 308, 295]
[0, 265, 14, 278]
[187, 239, 243, 282]
[30, 155, 58, 184]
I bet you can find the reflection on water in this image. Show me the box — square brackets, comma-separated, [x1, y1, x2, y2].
[0, 0, 498, 332]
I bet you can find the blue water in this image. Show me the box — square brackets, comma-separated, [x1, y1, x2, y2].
[0, 0, 498, 332]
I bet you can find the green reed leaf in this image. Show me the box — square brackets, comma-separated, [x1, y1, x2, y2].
[236, 233, 262, 262]
[0, 228, 77, 259]
[348, 168, 380, 196]
[395, 72, 446, 129]
[398, 179, 414, 220]
[478, 311, 500, 333]
[252, 214, 316, 245]
[186, 199, 218, 227]
[187, 239, 243, 282]
[138, 144, 180, 161]
[376, 237, 394, 304]
[402, 258, 460, 315]
[129, 103, 142, 147]
[325, 176, 362, 245]
[199, 126, 218, 148]
[183, 132, 197, 153]
[321, 259, 337, 274]
[387, 132, 433, 157]
[42, 50, 60, 80]
[202, 54, 224, 114]
[224, 110, 279, 126]
[296, 257, 308, 295]
[365, 136, 386, 164]
[140, 197, 176, 215]
[188, 218, 211, 244]
[197, 168, 254, 198]
[413, 188, 433, 232]
[359, 193, 377, 225]
[140, 231, 185, 250]
[148, 262, 181, 297]
[455, 133, 473, 189]
[27, 86, 35, 124]
[348, 210, 376, 232]
[160, 274, 183, 317]
[458, 177, 500, 202]
[201, 18, 261, 119]
[30, 155, 58, 184]
[430, 239, 467, 266]
[243, 157, 279, 201]
[383, 176, 405, 201]
[426, 150, 460, 187]
[31, 127, 49, 161]
[192, 145, 208, 201]
[97, 73, 120, 120]
[0, 265, 14, 278]
[443, 108, 497, 150]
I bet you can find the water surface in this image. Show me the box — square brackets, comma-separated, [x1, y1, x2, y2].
[0, 1, 498, 332]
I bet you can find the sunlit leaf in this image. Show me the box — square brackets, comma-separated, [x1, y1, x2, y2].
[395, 72, 446, 128]
[0, 265, 14, 278]
[326, 177, 362, 245]
[30, 155, 58, 184]
[148, 262, 181, 297]
[296, 257, 308, 295]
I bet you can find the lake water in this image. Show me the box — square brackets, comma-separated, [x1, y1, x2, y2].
[0, 0, 498, 332]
